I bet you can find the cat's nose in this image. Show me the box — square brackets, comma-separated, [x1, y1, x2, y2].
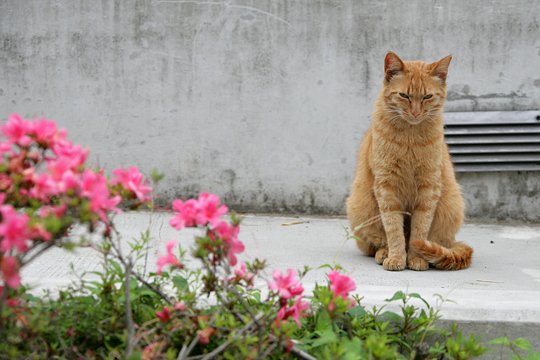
[412, 110, 421, 118]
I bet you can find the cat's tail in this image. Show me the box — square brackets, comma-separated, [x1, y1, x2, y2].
[410, 240, 473, 270]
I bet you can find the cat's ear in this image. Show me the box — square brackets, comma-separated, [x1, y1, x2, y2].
[430, 55, 452, 82]
[384, 52, 404, 82]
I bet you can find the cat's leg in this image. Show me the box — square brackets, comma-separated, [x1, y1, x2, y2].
[427, 184, 464, 249]
[347, 188, 387, 261]
[374, 180, 406, 271]
[414, 186, 472, 270]
[408, 179, 442, 271]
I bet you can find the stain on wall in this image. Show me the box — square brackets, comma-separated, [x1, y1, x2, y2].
[458, 172, 540, 222]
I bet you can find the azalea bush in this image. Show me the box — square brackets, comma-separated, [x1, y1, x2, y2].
[0, 114, 537, 359]
[0, 113, 150, 304]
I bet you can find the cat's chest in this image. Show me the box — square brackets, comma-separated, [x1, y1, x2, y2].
[370, 136, 442, 187]
[373, 138, 440, 167]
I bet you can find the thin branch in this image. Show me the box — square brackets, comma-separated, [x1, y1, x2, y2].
[0, 281, 9, 328]
[227, 285, 261, 327]
[132, 270, 173, 305]
[105, 230, 173, 305]
[213, 286, 245, 323]
[187, 313, 264, 360]
[259, 341, 278, 359]
[287, 343, 318, 360]
[20, 242, 55, 267]
[256, 322, 264, 360]
[177, 334, 200, 360]
[124, 260, 135, 358]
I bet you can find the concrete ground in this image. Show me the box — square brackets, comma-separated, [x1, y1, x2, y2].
[22, 212, 540, 349]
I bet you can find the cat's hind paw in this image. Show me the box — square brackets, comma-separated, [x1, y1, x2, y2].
[375, 248, 388, 265]
[383, 256, 406, 271]
[407, 256, 429, 271]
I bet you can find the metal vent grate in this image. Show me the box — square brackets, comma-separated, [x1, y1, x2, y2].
[444, 111, 540, 172]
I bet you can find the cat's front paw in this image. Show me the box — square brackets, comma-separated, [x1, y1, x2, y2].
[407, 256, 429, 271]
[383, 256, 406, 271]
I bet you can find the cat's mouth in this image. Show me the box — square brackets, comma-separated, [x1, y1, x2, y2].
[404, 117, 425, 125]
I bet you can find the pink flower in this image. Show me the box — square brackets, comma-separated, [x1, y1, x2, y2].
[174, 302, 187, 311]
[276, 297, 309, 327]
[0, 173, 12, 192]
[112, 166, 152, 202]
[157, 240, 183, 275]
[29, 173, 58, 199]
[47, 157, 73, 179]
[234, 262, 247, 278]
[51, 139, 89, 170]
[211, 221, 244, 266]
[0, 205, 31, 253]
[169, 193, 242, 265]
[156, 307, 171, 322]
[169, 199, 199, 230]
[1, 256, 21, 289]
[1, 113, 33, 147]
[6, 298, 19, 308]
[233, 261, 254, 283]
[45, 160, 81, 193]
[80, 170, 121, 221]
[38, 205, 67, 218]
[269, 269, 304, 300]
[195, 193, 228, 227]
[31, 119, 66, 145]
[328, 271, 356, 299]
[31, 170, 80, 200]
[59, 170, 80, 192]
[169, 193, 227, 230]
[0, 142, 13, 157]
[197, 328, 215, 344]
[29, 223, 52, 241]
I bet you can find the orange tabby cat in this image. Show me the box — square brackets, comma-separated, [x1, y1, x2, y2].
[346, 52, 473, 271]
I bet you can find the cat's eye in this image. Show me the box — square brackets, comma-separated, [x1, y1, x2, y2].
[423, 94, 433, 100]
[399, 93, 410, 99]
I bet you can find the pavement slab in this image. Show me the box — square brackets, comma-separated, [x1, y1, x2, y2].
[22, 212, 540, 326]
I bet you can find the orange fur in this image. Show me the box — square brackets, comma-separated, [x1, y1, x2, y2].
[346, 52, 473, 271]
[409, 240, 473, 270]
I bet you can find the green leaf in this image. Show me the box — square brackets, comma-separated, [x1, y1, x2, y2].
[317, 263, 335, 270]
[489, 337, 511, 346]
[379, 311, 402, 323]
[150, 169, 165, 183]
[315, 310, 332, 332]
[342, 338, 363, 360]
[311, 329, 337, 348]
[348, 305, 367, 318]
[110, 260, 124, 276]
[44, 215, 63, 234]
[250, 290, 261, 302]
[172, 275, 189, 291]
[126, 351, 142, 360]
[514, 338, 533, 351]
[385, 291, 406, 302]
[408, 292, 430, 308]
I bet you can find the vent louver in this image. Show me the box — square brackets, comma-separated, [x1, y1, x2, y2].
[444, 111, 540, 172]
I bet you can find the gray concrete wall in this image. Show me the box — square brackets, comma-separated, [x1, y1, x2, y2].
[458, 172, 540, 223]
[1, 0, 539, 219]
